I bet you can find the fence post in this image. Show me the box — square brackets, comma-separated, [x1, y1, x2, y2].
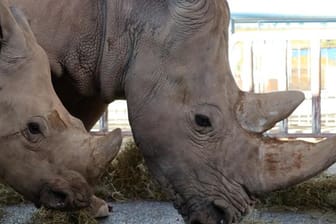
[311, 39, 321, 134]
[99, 111, 109, 133]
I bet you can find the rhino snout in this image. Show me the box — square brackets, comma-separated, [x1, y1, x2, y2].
[178, 200, 246, 224]
[38, 170, 92, 210]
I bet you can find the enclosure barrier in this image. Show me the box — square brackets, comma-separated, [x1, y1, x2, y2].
[229, 10, 336, 139]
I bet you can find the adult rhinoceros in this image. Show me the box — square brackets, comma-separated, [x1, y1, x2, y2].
[0, 1, 122, 214]
[9, 0, 336, 223]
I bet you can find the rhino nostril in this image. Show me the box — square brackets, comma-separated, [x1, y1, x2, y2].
[212, 200, 233, 224]
[40, 185, 69, 210]
[48, 190, 68, 208]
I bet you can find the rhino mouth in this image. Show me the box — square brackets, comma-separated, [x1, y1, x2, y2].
[176, 200, 244, 224]
[38, 174, 92, 210]
[175, 200, 230, 224]
[39, 184, 90, 210]
[39, 187, 68, 209]
[189, 203, 231, 224]
[172, 189, 255, 224]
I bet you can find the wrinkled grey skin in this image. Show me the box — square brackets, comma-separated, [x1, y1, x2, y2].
[9, 0, 336, 223]
[0, 1, 122, 213]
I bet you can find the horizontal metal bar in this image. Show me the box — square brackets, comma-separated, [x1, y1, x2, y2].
[232, 18, 336, 24]
[267, 133, 336, 139]
[91, 130, 133, 137]
[229, 0, 336, 23]
[91, 129, 336, 140]
[231, 30, 336, 41]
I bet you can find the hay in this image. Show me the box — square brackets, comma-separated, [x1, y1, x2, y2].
[28, 208, 98, 224]
[95, 140, 169, 202]
[0, 183, 24, 205]
[259, 174, 336, 211]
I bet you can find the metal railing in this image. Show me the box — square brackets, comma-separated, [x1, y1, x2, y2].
[230, 26, 336, 138]
[92, 100, 132, 137]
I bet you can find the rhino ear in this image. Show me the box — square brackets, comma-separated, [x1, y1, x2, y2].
[236, 91, 305, 133]
[0, 2, 27, 59]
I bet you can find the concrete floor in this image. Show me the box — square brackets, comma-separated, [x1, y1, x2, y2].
[1, 201, 336, 224]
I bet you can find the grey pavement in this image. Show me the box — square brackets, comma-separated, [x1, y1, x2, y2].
[1, 201, 336, 224]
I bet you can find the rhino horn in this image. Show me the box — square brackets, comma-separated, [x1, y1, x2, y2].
[251, 137, 336, 194]
[236, 91, 304, 133]
[0, 3, 28, 58]
[88, 128, 122, 181]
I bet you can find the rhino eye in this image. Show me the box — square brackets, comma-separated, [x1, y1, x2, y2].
[22, 117, 48, 144]
[28, 122, 41, 135]
[195, 114, 212, 127]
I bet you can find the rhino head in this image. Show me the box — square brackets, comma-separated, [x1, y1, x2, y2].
[0, 2, 121, 210]
[118, 1, 336, 223]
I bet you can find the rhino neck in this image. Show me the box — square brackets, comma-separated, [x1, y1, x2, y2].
[98, 0, 128, 102]
[98, 0, 169, 103]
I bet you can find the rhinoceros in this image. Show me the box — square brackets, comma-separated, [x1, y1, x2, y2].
[9, 0, 336, 223]
[0, 1, 122, 213]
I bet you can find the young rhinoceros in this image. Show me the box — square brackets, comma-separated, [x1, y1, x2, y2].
[0, 2, 122, 212]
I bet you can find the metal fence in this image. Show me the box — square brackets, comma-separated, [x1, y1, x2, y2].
[91, 100, 132, 136]
[230, 16, 336, 138]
